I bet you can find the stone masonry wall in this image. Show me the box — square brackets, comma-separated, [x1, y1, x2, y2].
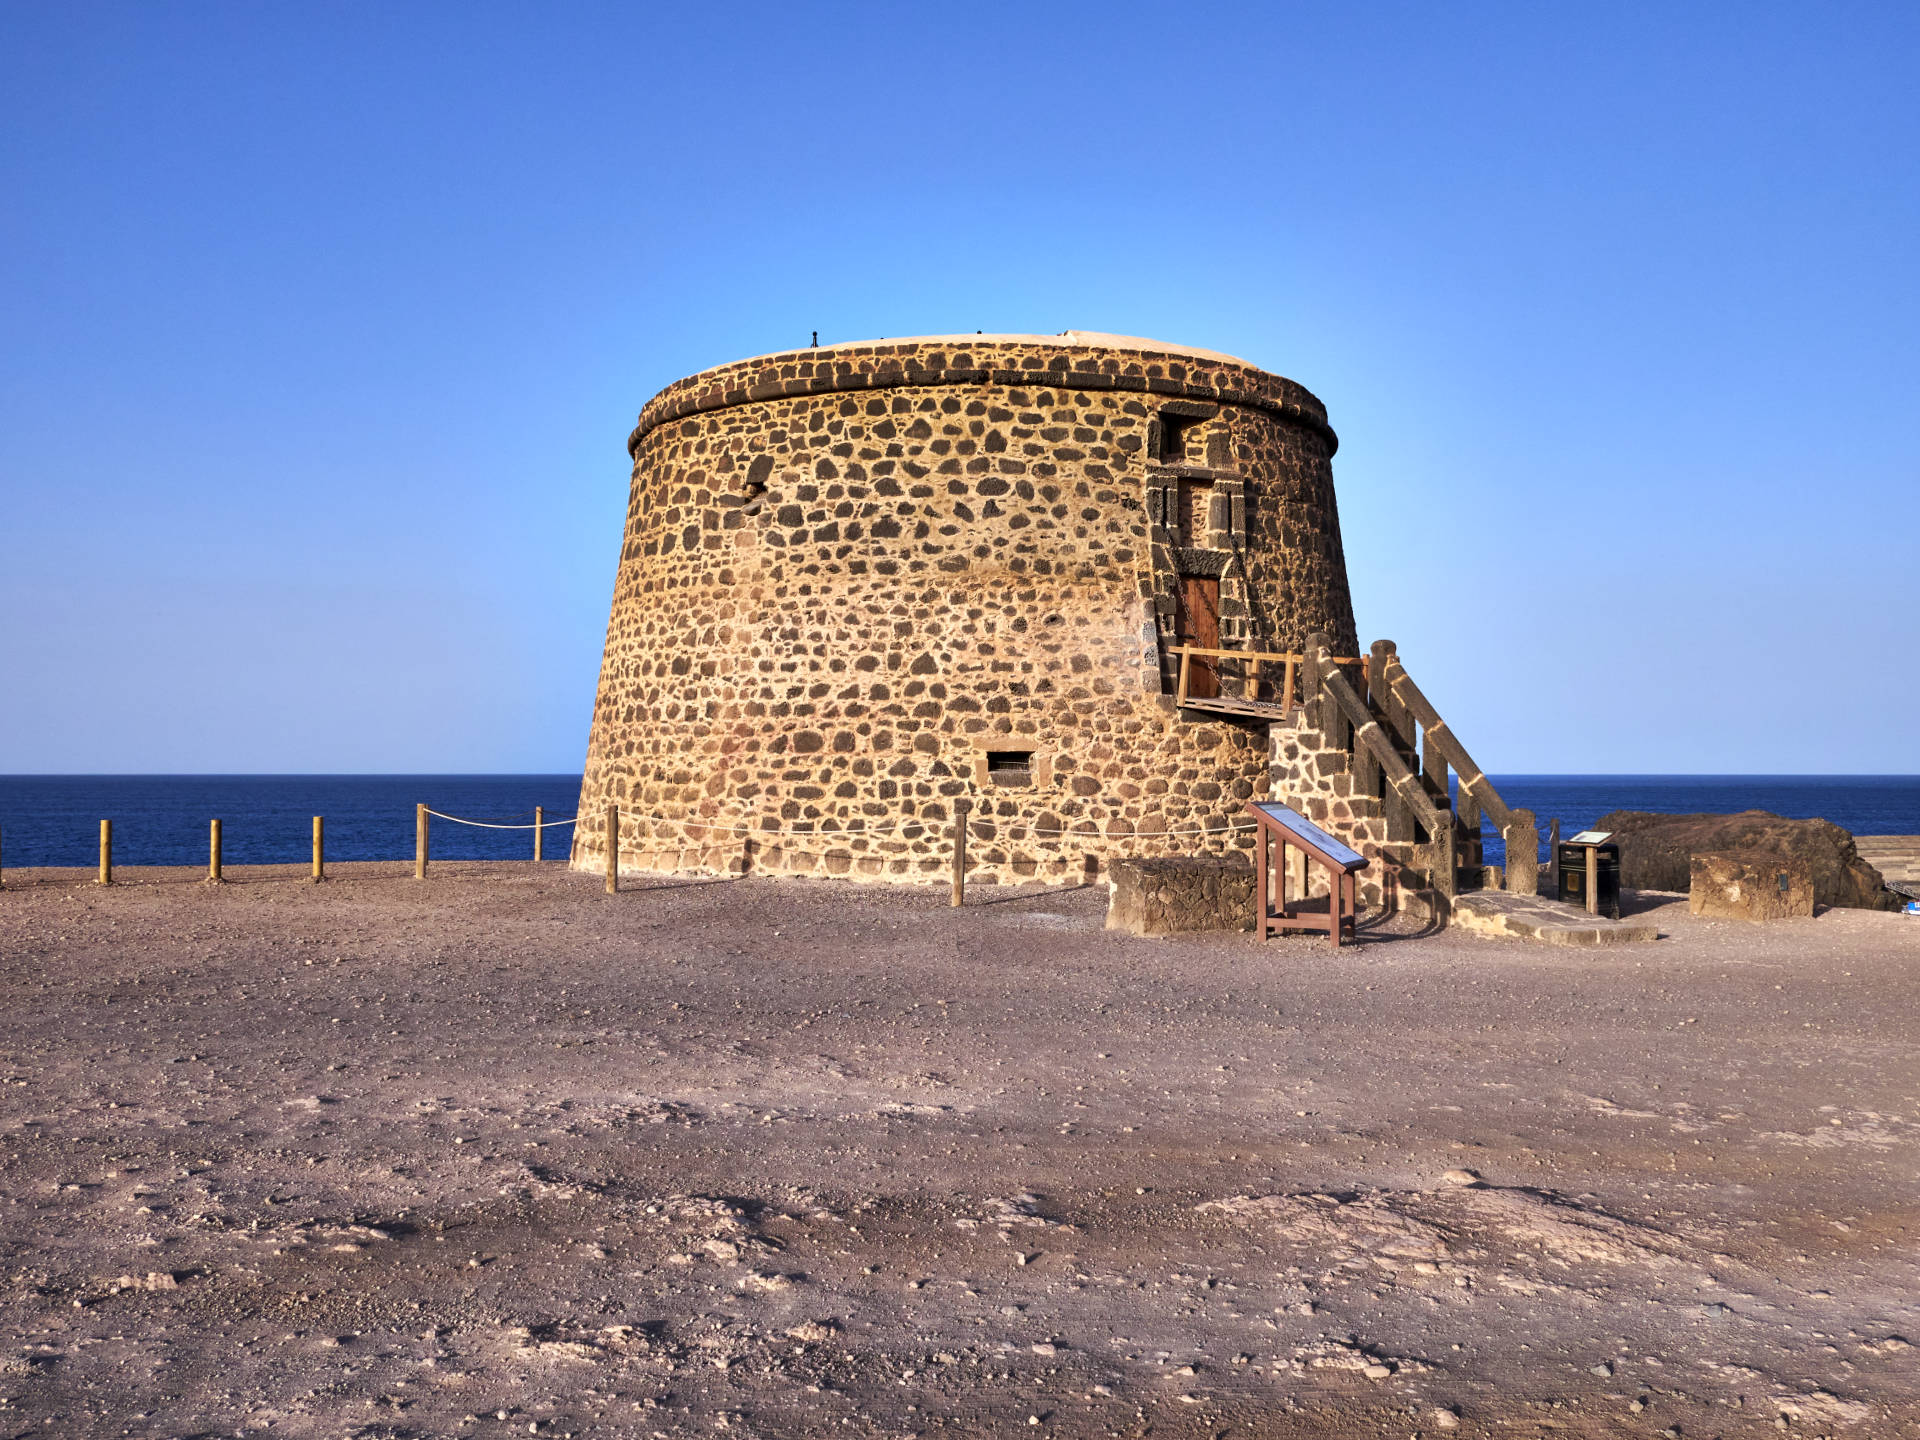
[574, 334, 1360, 886]
[1266, 705, 1442, 919]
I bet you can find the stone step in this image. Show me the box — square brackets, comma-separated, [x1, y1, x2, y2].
[1448, 891, 1660, 947]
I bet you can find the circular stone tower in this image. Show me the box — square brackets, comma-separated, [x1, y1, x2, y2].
[573, 332, 1359, 886]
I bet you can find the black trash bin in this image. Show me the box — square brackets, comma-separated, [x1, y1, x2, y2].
[1558, 839, 1620, 919]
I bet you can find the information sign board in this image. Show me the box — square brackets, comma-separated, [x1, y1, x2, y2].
[1250, 802, 1368, 871]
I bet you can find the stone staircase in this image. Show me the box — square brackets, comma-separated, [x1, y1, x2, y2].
[1260, 635, 1539, 924]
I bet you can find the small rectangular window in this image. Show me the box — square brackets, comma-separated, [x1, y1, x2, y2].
[986, 750, 1033, 785]
[1161, 416, 1196, 463]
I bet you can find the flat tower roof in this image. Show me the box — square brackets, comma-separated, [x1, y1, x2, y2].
[734, 331, 1258, 370]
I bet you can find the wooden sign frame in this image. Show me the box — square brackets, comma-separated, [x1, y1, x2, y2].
[1247, 801, 1370, 948]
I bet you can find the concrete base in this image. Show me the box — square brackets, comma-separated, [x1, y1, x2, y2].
[1689, 850, 1814, 922]
[1106, 857, 1255, 937]
[1449, 891, 1660, 946]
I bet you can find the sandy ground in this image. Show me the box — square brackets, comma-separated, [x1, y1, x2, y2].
[1, 863, 1917, 1440]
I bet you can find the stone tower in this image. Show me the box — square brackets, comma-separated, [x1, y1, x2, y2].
[573, 332, 1359, 886]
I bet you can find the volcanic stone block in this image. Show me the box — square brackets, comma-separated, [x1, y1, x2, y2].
[1449, 891, 1659, 946]
[1597, 809, 1897, 912]
[1106, 857, 1255, 937]
[1689, 850, 1815, 922]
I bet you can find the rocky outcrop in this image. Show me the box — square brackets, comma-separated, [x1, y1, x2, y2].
[1688, 850, 1815, 922]
[1106, 856, 1255, 936]
[1596, 810, 1897, 912]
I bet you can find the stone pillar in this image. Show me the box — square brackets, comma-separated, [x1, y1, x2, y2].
[1367, 640, 1412, 841]
[1431, 816, 1457, 901]
[1423, 729, 1448, 805]
[1457, 790, 1482, 869]
[1505, 809, 1539, 895]
[1301, 631, 1325, 696]
[1366, 640, 1394, 723]
[1303, 632, 1339, 744]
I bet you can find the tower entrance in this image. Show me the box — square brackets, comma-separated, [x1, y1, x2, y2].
[1176, 575, 1221, 699]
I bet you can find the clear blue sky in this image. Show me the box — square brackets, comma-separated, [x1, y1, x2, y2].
[3, 3, 1913, 774]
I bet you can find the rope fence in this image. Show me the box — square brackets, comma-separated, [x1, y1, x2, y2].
[581, 809, 1260, 840]
[422, 809, 578, 830]
[2, 799, 1273, 909]
[565, 800, 1264, 905]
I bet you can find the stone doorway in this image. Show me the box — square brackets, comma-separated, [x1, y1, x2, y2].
[1177, 575, 1221, 698]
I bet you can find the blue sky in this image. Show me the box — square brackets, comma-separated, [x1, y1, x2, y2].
[2, 2, 1914, 773]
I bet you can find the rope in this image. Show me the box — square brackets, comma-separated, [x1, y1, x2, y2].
[421, 804, 1261, 846]
[422, 810, 577, 830]
[592, 808, 1260, 841]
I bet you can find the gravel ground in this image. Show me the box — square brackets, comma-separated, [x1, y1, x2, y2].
[1, 862, 1917, 1439]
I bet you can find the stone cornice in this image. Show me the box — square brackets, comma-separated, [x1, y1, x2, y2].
[626, 341, 1338, 458]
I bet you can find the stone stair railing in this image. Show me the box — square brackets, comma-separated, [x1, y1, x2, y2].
[1300, 639, 1459, 899]
[1297, 634, 1537, 901]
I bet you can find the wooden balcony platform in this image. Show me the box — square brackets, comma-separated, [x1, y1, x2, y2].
[1175, 695, 1296, 721]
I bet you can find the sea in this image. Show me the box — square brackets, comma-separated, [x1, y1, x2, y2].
[1476, 775, 1920, 868]
[0, 776, 584, 868]
[0, 774, 1915, 870]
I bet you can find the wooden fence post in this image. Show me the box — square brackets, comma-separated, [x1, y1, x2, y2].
[950, 797, 972, 907]
[1254, 815, 1269, 936]
[0, 824, 5, 889]
[311, 816, 325, 883]
[209, 819, 222, 883]
[604, 803, 619, 894]
[98, 819, 112, 886]
[534, 806, 543, 862]
[415, 804, 428, 879]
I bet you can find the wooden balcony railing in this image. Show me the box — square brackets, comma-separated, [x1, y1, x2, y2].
[1169, 645, 1365, 711]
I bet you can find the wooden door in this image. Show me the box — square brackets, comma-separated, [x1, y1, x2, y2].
[1177, 575, 1221, 699]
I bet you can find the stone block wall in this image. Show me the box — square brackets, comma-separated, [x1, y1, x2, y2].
[1106, 857, 1255, 936]
[574, 333, 1361, 887]
[1266, 706, 1441, 919]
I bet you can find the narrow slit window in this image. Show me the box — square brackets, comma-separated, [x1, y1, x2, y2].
[1178, 479, 1214, 546]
